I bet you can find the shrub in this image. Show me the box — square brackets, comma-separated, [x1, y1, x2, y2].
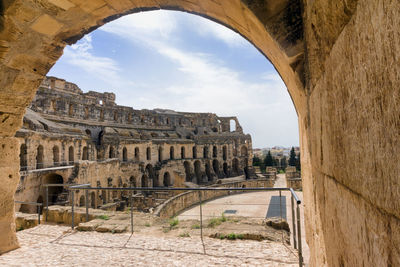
[98, 215, 110, 220]
[179, 232, 190, 237]
[169, 218, 179, 227]
[191, 224, 200, 229]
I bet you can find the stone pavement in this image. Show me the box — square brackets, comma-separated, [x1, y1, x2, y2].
[179, 174, 309, 265]
[0, 225, 299, 266]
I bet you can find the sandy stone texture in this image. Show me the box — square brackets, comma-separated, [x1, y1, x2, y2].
[0, 225, 299, 266]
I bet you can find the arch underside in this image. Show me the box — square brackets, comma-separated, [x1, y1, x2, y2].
[0, 0, 304, 258]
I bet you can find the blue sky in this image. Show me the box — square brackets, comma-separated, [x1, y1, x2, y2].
[48, 10, 299, 148]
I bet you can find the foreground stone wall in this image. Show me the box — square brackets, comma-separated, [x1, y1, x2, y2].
[302, 0, 400, 266]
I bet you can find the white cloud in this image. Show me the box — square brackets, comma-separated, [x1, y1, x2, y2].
[100, 11, 178, 47]
[63, 35, 122, 87]
[51, 11, 299, 147]
[188, 15, 248, 47]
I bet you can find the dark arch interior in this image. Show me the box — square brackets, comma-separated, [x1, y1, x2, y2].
[43, 174, 64, 205]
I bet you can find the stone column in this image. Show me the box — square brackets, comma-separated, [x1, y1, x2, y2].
[0, 137, 21, 253]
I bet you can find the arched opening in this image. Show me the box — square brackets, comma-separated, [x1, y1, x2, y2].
[194, 160, 202, 184]
[129, 176, 136, 187]
[19, 144, 27, 171]
[122, 147, 128, 162]
[243, 158, 249, 179]
[0, 3, 318, 257]
[79, 195, 85, 207]
[232, 158, 240, 176]
[109, 146, 115, 158]
[230, 120, 236, 132]
[82, 146, 89, 160]
[146, 147, 151, 160]
[134, 147, 140, 161]
[141, 175, 148, 188]
[241, 146, 248, 157]
[181, 146, 185, 159]
[203, 146, 209, 159]
[223, 146, 227, 161]
[144, 164, 154, 187]
[163, 172, 171, 187]
[170, 146, 174, 159]
[212, 160, 219, 176]
[3, 2, 304, 260]
[205, 162, 212, 181]
[158, 147, 163, 162]
[43, 174, 64, 205]
[212, 146, 218, 158]
[68, 146, 74, 164]
[36, 145, 44, 169]
[192, 146, 197, 159]
[184, 161, 192, 182]
[90, 192, 96, 208]
[223, 162, 228, 177]
[52, 146, 59, 165]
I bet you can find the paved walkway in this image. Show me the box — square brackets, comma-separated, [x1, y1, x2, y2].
[179, 174, 309, 265]
[0, 225, 299, 266]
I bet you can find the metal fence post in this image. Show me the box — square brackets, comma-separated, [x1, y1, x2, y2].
[37, 205, 41, 225]
[291, 195, 297, 249]
[130, 192, 133, 234]
[279, 190, 283, 243]
[198, 191, 205, 254]
[279, 190, 283, 221]
[296, 204, 303, 266]
[45, 186, 49, 222]
[71, 190, 75, 230]
[85, 189, 89, 222]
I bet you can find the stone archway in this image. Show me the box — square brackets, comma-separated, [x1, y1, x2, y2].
[0, 1, 398, 267]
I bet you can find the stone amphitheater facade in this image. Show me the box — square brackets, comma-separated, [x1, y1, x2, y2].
[15, 76, 254, 212]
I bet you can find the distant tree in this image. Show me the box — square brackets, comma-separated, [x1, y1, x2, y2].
[259, 162, 266, 173]
[296, 152, 301, 171]
[252, 155, 261, 166]
[289, 147, 297, 166]
[264, 150, 275, 166]
[280, 156, 287, 170]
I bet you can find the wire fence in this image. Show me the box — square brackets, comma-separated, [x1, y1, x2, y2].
[60, 185, 304, 266]
[15, 200, 43, 224]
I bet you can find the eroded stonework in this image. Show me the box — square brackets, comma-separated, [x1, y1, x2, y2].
[15, 76, 254, 213]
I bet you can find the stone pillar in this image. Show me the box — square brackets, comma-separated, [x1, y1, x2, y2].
[0, 137, 21, 253]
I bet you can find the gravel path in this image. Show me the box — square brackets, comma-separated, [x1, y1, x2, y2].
[0, 225, 299, 266]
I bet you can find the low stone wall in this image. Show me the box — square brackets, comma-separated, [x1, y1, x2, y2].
[154, 179, 274, 218]
[15, 212, 39, 231]
[287, 178, 302, 190]
[45, 205, 109, 226]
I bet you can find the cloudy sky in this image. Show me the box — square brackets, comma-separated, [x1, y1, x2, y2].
[48, 10, 299, 148]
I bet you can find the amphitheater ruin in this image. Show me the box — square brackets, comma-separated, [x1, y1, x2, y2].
[15, 76, 254, 213]
[0, 1, 399, 266]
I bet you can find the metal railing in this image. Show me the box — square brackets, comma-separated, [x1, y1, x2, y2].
[67, 185, 303, 266]
[43, 183, 77, 222]
[20, 161, 75, 175]
[15, 200, 43, 224]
